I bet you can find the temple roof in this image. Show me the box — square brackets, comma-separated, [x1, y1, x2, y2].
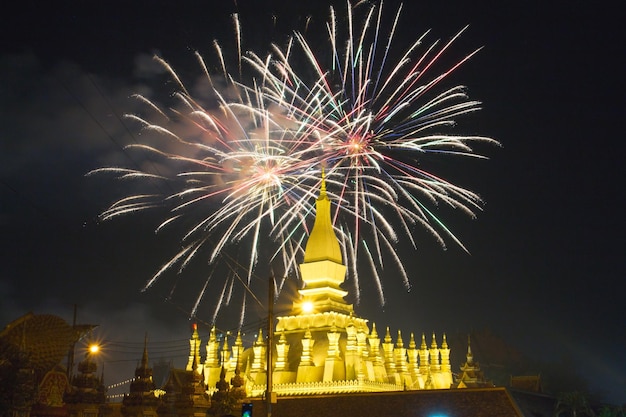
[0, 313, 97, 377]
[243, 387, 558, 417]
[510, 375, 543, 393]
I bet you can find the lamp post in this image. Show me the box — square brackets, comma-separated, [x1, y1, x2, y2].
[266, 276, 275, 417]
[66, 304, 78, 380]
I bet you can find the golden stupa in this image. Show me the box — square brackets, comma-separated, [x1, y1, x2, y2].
[186, 173, 453, 396]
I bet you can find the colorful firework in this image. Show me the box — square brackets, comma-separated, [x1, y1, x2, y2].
[89, 55, 320, 326]
[90, 1, 498, 324]
[243, 1, 499, 304]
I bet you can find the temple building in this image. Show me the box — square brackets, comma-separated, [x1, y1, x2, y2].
[0, 175, 568, 417]
[453, 336, 493, 389]
[186, 173, 454, 397]
[120, 335, 160, 417]
[64, 352, 107, 417]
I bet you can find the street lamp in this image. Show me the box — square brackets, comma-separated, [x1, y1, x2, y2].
[266, 277, 275, 417]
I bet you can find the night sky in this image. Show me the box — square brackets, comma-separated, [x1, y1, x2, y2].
[1, 0, 624, 405]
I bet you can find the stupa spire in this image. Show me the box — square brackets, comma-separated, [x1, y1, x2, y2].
[302, 169, 342, 265]
[298, 168, 351, 314]
[187, 322, 202, 371]
[466, 335, 474, 364]
[140, 332, 149, 371]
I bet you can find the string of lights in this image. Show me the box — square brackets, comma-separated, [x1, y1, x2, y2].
[107, 378, 134, 390]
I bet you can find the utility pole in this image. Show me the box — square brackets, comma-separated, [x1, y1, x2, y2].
[266, 276, 275, 417]
[66, 304, 77, 380]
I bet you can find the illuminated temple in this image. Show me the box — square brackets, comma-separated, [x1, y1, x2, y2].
[186, 174, 454, 397]
[1, 176, 559, 417]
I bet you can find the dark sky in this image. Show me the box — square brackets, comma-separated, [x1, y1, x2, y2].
[1, 0, 624, 405]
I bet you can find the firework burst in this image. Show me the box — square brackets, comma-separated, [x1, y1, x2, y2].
[89, 35, 323, 326]
[91, 1, 498, 324]
[243, 1, 500, 304]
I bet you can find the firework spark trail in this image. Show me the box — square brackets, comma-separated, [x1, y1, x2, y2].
[246, 1, 499, 301]
[91, 47, 323, 324]
[92, 1, 498, 323]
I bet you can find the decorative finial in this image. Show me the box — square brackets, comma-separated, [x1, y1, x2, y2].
[467, 334, 473, 362]
[384, 327, 392, 343]
[421, 333, 427, 349]
[255, 329, 264, 345]
[370, 323, 378, 338]
[320, 166, 327, 196]
[141, 332, 149, 369]
[396, 330, 404, 348]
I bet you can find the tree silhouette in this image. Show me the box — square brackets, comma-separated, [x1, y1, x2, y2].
[597, 405, 626, 417]
[554, 391, 596, 417]
[0, 338, 35, 417]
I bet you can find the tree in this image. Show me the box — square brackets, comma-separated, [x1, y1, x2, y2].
[554, 391, 596, 417]
[0, 338, 36, 417]
[597, 405, 626, 417]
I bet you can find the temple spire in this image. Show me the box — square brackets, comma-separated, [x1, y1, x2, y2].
[298, 169, 350, 314]
[187, 322, 202, 371]
[302, 169, 342, 264]
[320, 166, 327, 195]
[140, 332, 149, 371]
